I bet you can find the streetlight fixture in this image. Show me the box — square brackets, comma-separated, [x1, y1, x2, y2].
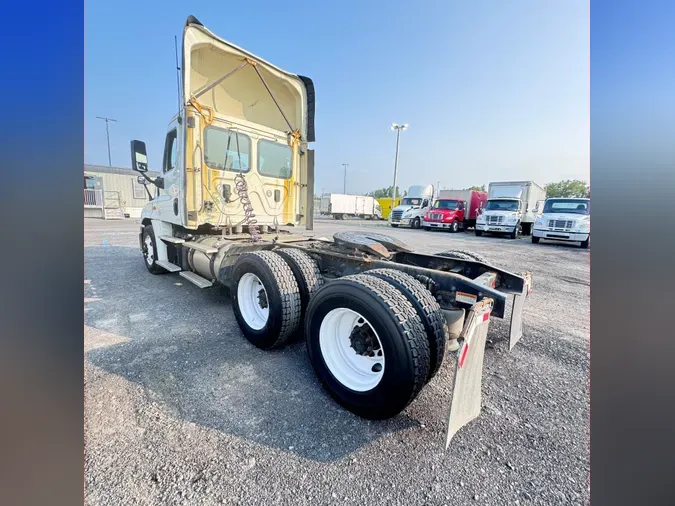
[390, 123, 408, 200]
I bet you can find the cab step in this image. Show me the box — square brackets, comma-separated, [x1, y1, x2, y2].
[182, 241, 218, 254]
[179, 271, 213, 288]
[159, 235, 185, 244]
[156, 260, 182, 273]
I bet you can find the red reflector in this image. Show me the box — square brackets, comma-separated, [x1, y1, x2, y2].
[482, 312, 490, 322]
[459, 343, 469, 367]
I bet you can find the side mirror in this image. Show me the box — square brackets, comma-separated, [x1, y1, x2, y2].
[130, 140, 148, 173]
[137, 175, 150, 185]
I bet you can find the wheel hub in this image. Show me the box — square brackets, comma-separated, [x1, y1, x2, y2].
[349, 324, 381, 357]
[257, 289, 268, 309]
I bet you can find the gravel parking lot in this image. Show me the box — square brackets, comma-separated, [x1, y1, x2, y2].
[85, 217, 589, 506]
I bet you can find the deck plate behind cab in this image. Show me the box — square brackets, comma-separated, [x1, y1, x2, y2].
[332, 231, 413, 258]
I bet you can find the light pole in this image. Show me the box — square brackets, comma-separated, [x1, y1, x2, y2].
[390, 123, 408, 200]
[96, 116, 117, 166]
[342, 163, 349, 193]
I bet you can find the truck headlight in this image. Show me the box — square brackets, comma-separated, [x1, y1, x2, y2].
[477, 216, 486, 223]
[535, 219, 543, 226]
[506, 217, 518, 224]
[575, 216, 590, 231]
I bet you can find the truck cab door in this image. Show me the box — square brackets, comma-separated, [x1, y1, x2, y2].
[458, 201, 466, 220]
[155, 118, 185, 225]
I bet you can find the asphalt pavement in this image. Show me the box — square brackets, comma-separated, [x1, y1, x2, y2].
[85, 217, 589, 506]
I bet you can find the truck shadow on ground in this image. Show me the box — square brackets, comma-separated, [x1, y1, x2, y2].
[85, 246, 419, 462]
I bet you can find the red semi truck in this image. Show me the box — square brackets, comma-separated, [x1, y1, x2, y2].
[423, 189, 488, 232]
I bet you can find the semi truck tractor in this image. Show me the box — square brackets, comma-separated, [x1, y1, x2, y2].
[320, 193, 382, 220]
[389, 185, 434, 228]
[475, 181, 546, 239]
[422, 189, 488, 232]
[532, 197, 590, 248]
[131, 15, 534, 448]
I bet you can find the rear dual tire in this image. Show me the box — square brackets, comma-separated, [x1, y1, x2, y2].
[365, 269, 446, 382]
[305, 275, 431, 419]
[231, 252, 443, 419]
[231, 251, 302, 349]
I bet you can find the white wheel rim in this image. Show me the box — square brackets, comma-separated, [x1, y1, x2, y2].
[319, 308, 385, 392]
[237, 273, 269, 330]
[144, 234, 154, 266]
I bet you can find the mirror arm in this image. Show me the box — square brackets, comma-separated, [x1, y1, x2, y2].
[136, 171, 165, 190]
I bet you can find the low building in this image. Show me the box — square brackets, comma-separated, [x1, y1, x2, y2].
[84, 164, 160, 219]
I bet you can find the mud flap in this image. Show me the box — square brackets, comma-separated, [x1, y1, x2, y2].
[508, 271, 532, 350]
[445, 298, 494, 448]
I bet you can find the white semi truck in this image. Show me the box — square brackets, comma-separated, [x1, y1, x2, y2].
[532, 197, 590, 248]
[320, 193, 382, 220]
[131, 15, 534, 448]
[475, 181, 546, 239]
[389, 184, 434, 228]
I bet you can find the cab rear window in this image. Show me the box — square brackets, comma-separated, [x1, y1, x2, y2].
[258, 139, 292, 179]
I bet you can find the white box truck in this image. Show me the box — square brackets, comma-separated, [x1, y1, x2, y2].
[532, 197, 590, 248]
[321, 193, 382, 220]
[389, 184, 434, 228]
[475, 181, 546, 239]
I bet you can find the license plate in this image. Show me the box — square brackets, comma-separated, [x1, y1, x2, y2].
[489, 227, 501, 231]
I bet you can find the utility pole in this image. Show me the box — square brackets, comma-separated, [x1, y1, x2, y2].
[342, 164, 349, 193]
[390, 123, 408, 200]
[96, 116, 117, 166]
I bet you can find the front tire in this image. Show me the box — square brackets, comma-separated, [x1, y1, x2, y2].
[412, 217, 421, 229]
[305, 275, 430, 419]
[231, 251, 301, 349]
[509, 223, 521, 240]
[532, 236, 540, 244]
[450, 221, 459, 233]
[141, 225, 166, 274]
[580, 236, 590, 249]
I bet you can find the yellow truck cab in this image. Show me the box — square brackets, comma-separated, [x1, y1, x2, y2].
[137, 15, 315, 232]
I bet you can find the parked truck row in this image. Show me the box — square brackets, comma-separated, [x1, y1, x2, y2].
[387, 181, 589, 248]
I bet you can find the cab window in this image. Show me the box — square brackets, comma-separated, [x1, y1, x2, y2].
[204, 126, 251, 172]
[163, 129, 178, 173]
[258, 139, 292, 179]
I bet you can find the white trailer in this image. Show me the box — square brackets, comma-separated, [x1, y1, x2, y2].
[321, 193, 382, 220]
[476, 181, 546, 238]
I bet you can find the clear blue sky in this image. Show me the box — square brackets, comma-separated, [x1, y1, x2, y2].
[85, 0, 589, 194]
